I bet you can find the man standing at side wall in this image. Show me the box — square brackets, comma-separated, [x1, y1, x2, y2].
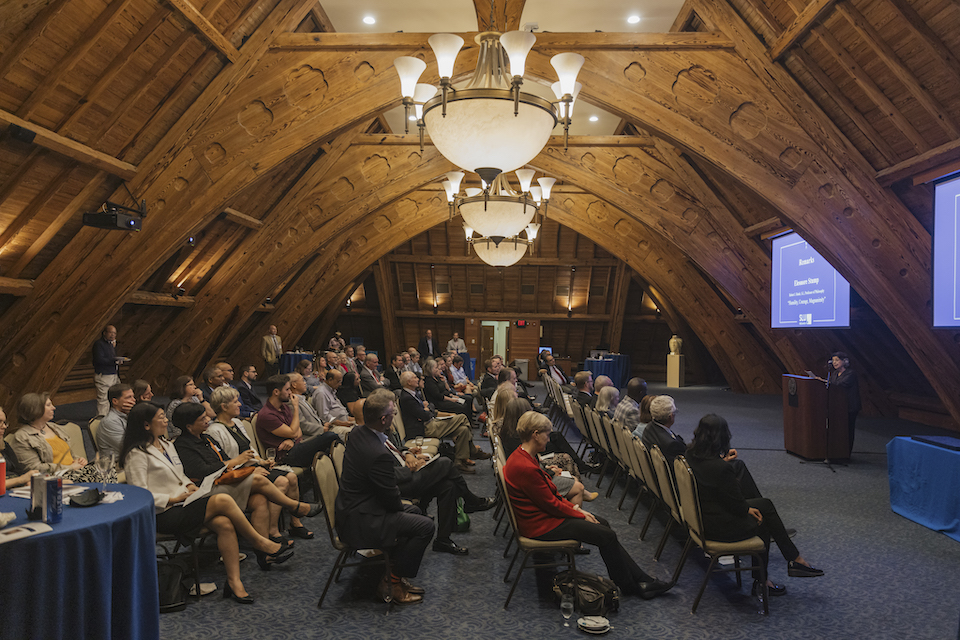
[261, 324, 283, 378]
[92, 325, 125, 417]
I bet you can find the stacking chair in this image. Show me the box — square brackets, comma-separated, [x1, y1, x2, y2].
[313, 453, 391, 607]
[155, 529, 216, 601]
[600, 414, 629, 497]
[57, 421, 89, 461]
[613, 425, 646, 512]
[493, 459, 579, 609]
[672, 456, 768, 614]
[649, 445, 686, 561]
[634, 440, 664, 538]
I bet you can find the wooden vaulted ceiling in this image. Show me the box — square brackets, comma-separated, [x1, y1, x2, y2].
[0, 0, 958, 429]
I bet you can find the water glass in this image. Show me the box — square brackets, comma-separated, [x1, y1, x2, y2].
[96, 453, 114, 492]
[560, 594, 574, 627]
[415, 436, 424, 448]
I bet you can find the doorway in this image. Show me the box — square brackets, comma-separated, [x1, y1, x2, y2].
[480, 320, 509, 368]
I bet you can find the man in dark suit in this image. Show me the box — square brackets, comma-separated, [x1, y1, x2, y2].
[479, 357, 501, 401]
[234, 365, 262, 418]
[335, 389, 434, 605]
[641, 395, 686, 463]
[574, 370, 594, 407]
[383, 353, 406, 390]
[359, 353, 387, 397]
[417, 330, 440, 359]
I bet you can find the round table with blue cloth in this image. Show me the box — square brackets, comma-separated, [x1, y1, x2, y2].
[0, 483, 160, 640]
[583, 355, 632, 390]
[280, 351, 314, 374]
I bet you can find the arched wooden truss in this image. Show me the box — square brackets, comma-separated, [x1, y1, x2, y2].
[0, 0, 958, 429]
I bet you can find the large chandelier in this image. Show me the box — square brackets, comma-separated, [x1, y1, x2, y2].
[394, 29, 585, 184]
[443, 169, 556, 267]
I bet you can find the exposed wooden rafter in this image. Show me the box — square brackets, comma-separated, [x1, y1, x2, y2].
[876, 139, 960, 186]
[222, 207, 263, 229]
[127, 290, 195, 307]
[165, 0, 240, 62]
[0, 277, 33, 296]
[769, 0, 837, 61]
[269, 31, 736, 51]
[387, 255, 620, 267]
[0, 109, 137, 180]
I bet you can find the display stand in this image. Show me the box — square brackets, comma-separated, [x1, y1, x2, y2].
[667, 354, 685, 388]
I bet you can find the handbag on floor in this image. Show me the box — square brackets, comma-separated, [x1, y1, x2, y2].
[553, 569, 620, 616]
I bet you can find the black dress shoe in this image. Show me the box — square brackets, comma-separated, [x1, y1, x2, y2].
[786, 528, 797, 538]
[223, 582, 254, 604]
[463, 497, 498, 513]
[752, 580, 787, 596]
[787, 561, 824, 577]
[637, 579, 673, 600]
[432, 539, 469, 555]
[574, 544, 591, 555]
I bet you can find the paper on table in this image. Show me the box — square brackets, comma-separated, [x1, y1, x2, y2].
[182, 468, 223, 507]
[0, 522, 52, 544]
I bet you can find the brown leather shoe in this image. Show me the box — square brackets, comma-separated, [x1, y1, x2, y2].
[401, 578, 425, 595]
[456, 460, 477, 474]
[390, 581, 423, 605]
[471, 446, 492, 460]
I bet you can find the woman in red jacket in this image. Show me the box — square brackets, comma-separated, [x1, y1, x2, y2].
[503, 411, 672, 600]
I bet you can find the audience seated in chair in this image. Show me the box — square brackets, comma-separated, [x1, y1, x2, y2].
[503, 411, 672, 600]
[166, 375, 213, 438]
[613, 378, 647, 434]
[9, 393, 99, 482]
[256, 375, 341, 469]
[121, 402, 293, 603]
[686, 414, 824, 597]
[234, 365, 263, 419]
[0, 407, 39, 488]
[96, 382, 135, 460]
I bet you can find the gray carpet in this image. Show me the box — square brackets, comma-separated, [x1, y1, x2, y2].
[89, 383, 959, 639]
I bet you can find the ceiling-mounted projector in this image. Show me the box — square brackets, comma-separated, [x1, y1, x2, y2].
[83, 200, 145, 231]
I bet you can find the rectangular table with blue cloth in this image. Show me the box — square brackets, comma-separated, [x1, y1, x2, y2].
[280, 351, 314, 374]
[887, 436, 960, 542]
[583, 355, 632, 390]
[0, 484, 160, 640]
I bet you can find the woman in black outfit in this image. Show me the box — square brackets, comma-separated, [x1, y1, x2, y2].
[171, 403, 320, 553]
[338, 372, 363, 421]
[686, 414, 824, 597]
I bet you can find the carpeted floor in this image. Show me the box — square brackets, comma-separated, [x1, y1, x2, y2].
[106, 383, 960, 639]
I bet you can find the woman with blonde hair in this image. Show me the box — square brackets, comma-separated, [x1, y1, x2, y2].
[503, 410, 671, 599]
[488, 382, 518, 437]
[595, 385, 620, 418]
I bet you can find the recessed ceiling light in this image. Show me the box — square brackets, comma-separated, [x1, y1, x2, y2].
[363, 16, 376, 25]
[589, 115, 599, 122]
[627, 15, 641, 24]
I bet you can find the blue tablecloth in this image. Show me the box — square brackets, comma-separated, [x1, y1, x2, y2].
[583, 355, 631, 389]
[280, 351, 313, 374]
[887, 437, 960, 542]
[0, 484, 160, 640]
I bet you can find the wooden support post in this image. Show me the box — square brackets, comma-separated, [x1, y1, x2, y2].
[607, 261, 630, 352]
[375, 258, 399, 356]
[222, 207, 263, 229]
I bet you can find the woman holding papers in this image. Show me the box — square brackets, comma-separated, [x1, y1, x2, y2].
[171, 402, 320, 546]
[121, 402, 293, 603]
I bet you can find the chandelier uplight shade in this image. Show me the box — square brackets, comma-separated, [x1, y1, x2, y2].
[396, 28, 585, 181]
[422, 86, 556, 177]
[471, 236, 531, 267]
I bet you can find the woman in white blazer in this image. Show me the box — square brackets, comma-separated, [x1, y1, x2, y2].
[121, 402, 294, 604]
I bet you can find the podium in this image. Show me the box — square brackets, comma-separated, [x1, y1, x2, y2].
[782, 374, 849, 459]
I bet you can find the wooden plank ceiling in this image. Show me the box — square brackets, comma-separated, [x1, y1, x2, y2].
[0, 0, 956, 430]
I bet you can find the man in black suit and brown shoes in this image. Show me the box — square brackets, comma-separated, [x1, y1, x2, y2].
[335, 389, 433, 604]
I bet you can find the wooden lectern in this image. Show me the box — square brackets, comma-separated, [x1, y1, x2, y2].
[782, 374, 850, 459]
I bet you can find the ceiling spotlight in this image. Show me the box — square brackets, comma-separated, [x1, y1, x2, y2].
[363, 16, 375, 25]
[186, 236, 196, 246]
[627, 15, 641, 24]
[589, 115, 599, 122]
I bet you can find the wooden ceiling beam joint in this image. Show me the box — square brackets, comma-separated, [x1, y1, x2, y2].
[769, 0, 837, 61]
[166, 0, 240, 62]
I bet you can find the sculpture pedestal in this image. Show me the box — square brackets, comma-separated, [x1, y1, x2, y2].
[667, 354, 685, 388]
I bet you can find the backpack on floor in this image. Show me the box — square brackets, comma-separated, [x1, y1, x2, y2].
[553, 569, 620, 616]
[157, 559, 189, 613]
